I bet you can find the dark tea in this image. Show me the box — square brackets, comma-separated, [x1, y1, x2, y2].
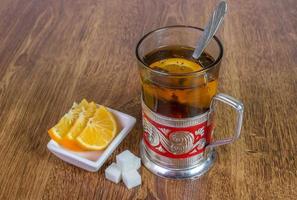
[141, 45, 218, 118]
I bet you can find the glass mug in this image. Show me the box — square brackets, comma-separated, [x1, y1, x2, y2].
[136, 26, 244, 179]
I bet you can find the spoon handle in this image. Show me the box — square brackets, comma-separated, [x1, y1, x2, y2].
[192, 1, 227, 59]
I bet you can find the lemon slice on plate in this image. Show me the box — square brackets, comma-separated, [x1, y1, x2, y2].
[76, 106, 118, 151]
[48, 99, 88, 144]
[61, 102, 97, 151]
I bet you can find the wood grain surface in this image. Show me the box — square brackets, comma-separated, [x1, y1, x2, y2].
[0, 0, 296, 199]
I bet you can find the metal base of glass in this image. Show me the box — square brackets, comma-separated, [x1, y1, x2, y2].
[140, 140, 216, 180]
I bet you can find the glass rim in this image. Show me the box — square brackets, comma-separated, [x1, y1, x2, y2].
[135, 25, 224, 77]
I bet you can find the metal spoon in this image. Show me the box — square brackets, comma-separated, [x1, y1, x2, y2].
[192, 1, 227, 60]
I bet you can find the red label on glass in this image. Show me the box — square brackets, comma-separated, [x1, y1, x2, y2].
[143, 113, 212, 159]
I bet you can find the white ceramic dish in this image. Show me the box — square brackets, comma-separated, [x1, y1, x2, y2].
[47, 108, 136, 172]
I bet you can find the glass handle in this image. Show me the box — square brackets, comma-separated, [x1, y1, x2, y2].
[207, 93, 244, 148]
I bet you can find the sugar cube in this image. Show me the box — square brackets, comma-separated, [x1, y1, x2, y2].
[122, 170, 142, 189]
[133, 156, 141, 170]
[105, 162, 121, 184]
[116, 150, 141, 172]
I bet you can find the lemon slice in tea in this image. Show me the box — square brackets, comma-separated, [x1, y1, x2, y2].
[150, 58, 203, 74]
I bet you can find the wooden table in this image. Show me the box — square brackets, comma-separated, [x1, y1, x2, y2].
[0, 0, 296, 199]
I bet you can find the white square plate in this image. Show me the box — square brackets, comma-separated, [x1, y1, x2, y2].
[47, 108, 136, 172]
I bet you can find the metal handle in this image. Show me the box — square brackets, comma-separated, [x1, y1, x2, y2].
[207, 93, 244, 148]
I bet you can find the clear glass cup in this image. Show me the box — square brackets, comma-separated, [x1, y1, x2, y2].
[136, 25, 244, 179]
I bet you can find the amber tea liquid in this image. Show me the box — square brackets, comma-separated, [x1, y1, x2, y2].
[142, 45, 218, 118]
